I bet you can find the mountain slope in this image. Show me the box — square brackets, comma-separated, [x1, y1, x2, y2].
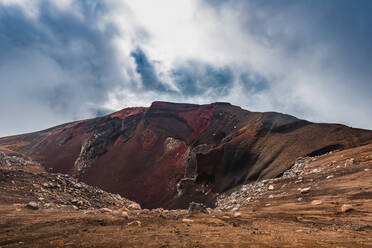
[1, 101, 372, 208]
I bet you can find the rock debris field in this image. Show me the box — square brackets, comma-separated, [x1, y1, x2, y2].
[1, 144, 372, 247]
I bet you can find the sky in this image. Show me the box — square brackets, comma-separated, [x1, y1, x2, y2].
[0, 0, 372, 137]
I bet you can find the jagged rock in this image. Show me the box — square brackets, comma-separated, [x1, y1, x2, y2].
[187, 202, 208, 216]
[26, 201, 38, 210]
[341, 204, 353, 212]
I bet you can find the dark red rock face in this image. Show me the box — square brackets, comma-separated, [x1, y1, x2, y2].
[1, 101, 372, 208]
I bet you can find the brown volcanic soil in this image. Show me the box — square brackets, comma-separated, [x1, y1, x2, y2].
[1, 102, 372, 209]
[1, 144, 372, 247]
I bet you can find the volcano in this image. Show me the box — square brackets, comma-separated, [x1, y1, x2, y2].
[1, 101, 372, 209]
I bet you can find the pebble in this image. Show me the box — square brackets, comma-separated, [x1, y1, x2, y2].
[26, 201, 39, 210]
[231, 207, 239, 212]
[311, 200, 322, 206]
[300, 187, 311, 194]
[233, 212, 241, 217]
[127, 221, 141, 226]
[100, 208, 113, 213]
[341, 204, 353, 212]
[182, 218, 194, 223]
[128, 203, 141, 210]
[268, 185, 274, 190]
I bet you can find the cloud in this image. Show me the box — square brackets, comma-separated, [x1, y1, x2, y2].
[130, 48, 169, 92]
[1, 0, 372, 136]
[0, 0, 133, 135]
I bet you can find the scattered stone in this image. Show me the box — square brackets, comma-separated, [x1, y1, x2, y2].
[231, 206, 240, 212]
[297, 197, 303, 201]
[311, 200, 322, 206]
[312, 168, 320, 173]
[182, 218, 194, 223]
[127, 221, 141, 226]
[63, 242, 76, 248]
[121, 211, 129, 219]
[268, 194, 274, 199]
[300, 187, 311, 194]
[100, 208, 113, 213]
[344, 158, 355, 167]
[233, 212, 241, 217]
[268, 185, 274, 190]
[128, 203, 141, 210]
[341, 204, 353, 212]
[26, 201, 39, 210]
[326, 175, 334, 179]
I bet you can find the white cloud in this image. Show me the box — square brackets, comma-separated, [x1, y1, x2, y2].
[1, 0, 371, 137]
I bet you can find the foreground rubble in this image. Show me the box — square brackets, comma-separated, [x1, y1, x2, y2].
[1, 144, 372, 247]
[0, 163, 138, 211]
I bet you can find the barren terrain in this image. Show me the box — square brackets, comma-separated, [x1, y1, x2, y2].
[1, 144, 372, 247]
